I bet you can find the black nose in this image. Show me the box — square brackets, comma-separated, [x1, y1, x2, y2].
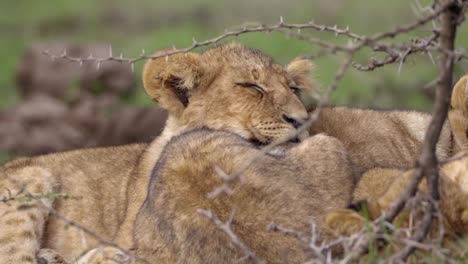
[282, 114, 303, 129]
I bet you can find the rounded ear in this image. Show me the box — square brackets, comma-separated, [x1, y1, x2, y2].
[143, 51, 202, 118]
[451, 75, 468, 116]
[449, 75, 468, 152]
[286, 57, 315, 90]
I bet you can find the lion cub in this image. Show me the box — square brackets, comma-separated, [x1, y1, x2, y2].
[0, 43, 353, 264]
[326, 75, 468, 241]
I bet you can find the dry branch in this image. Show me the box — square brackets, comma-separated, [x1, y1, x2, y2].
[391, 1, 463, 259]
[385, 0, 462, 231]
[11, 0, 468, 262]
[42, 0, 466, 71]
[348, 0, 464, 261]
[197, 209, 260, 263]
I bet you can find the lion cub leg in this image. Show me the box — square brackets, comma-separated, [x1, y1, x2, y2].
[438, 154, 468, 235]
[449, 75, 468, 152]
[363, 156, 468, 236]
[327, 168, 433, 236]
[0, 166, 68, 264]
[327, 156, 468, 237]
[325, 168, 402, 236]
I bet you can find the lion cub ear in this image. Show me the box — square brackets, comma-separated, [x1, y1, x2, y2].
[449, 75, 468, 152]
[143, 51, 203, 118]
[286, 57, 314, 90]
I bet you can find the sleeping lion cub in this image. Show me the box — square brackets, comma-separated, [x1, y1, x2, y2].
[0, 41, 466, 263]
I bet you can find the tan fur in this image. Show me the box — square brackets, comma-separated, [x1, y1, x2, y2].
[310, 108, 452, 176]
[1, 41, 466, 263]
[0, 145, 146, 263]
[132, 130, 353, 263]
[326, 75, 468, 241]
[326, 156, 468, 238]
[449, 75, 468, 152]
[0, 43, 319, 263]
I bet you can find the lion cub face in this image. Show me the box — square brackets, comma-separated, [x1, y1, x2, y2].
[143, 43, 313, 144]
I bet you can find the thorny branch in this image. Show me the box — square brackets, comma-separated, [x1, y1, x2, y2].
[268, 221, 348, 264]
[351, 32, 440, 71]
[389, 0, 463, 261]
[346, 0, 464, 262]
[13, 0, 468, 262]
[43, 0, 467, 72]
[197, 209, 260, 263]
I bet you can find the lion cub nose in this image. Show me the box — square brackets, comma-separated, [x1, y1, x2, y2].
[282, 114, 304, 129]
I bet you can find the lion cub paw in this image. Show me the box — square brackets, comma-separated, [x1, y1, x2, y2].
[76, 247, 131, 264]
[325, 208, 367, 237]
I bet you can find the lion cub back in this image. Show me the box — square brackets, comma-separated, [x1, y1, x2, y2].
[132, 128, 354, 263]
[311, 107, 452, 175]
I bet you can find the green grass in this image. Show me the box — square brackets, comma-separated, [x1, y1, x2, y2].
[0, 0, 467, 111]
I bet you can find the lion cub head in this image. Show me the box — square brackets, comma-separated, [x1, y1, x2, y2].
[142, 43, 313, 144]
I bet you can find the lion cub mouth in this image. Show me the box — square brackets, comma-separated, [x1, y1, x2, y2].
[249, 126, 305, 146]
[249, 138, 268, 146]
[288, 137, 300, 143]
[249, 136, 301, 147]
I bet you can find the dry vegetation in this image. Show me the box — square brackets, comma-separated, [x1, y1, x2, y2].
[1, 0, 468, 263]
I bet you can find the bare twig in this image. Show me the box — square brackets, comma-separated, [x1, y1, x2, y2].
[386, 198, 436, 263]
[12, 0, 468, 262]
[367, 0, 455, 43]
[42, 1, 464, 71]
[352, 32, 439, 71]
[268, 221, 339, 263]
[390, 1, 463, 259]
[384, 0, 461, 229]
[197, 209, 260, 263]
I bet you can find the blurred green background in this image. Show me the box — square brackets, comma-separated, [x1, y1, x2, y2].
[0, 0, 467, 166]
[0, 0, 466, 111]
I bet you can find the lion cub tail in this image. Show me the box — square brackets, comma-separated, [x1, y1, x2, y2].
[449, 75, 468, 153]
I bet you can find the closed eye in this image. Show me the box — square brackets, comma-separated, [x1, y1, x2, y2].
[290, 86, 300, 95]
[236, 82, 266, 95]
